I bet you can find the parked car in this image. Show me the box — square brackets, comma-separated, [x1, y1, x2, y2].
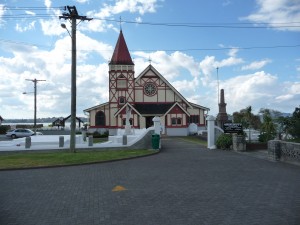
[5, 129, 43, 139]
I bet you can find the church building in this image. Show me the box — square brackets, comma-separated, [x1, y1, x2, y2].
[84, 30, 210, 136]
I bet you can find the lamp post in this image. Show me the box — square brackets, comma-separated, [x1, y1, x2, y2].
[59, 6, 92, 152]
[24, 78, 46, 134]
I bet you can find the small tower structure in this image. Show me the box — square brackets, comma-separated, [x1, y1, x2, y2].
[108, 30, 135, 128]
[217, 89, 228, 128]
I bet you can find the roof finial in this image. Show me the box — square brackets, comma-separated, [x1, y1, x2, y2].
[148, 55, 152, 65]
[119, 16, 122, 31]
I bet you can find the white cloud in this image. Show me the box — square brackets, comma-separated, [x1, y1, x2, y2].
[82, 0, 160, 32]
[243, 0, 300, 31]
[241, 59, 272, 71]
[25, 11, 36, 16]
[228, 48, 239, 57]
[44, 0, 51, 9]
[0, 32, 114, 118]
[276, 82, 300, 101]
[133, 50, 199, 81]
[90, 0, 159, 18]
[0, 4, 5, 19]
[15, 21, 36, 32]
[40, 18, 65, 36]
[76, 0, 89, 3]
[135, 16, 142, 23]
[199, 50, 244, 86]
[218, 71, 278, 113]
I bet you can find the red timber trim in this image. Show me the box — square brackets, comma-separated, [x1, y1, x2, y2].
[90, 125, 109, 128]
[169, 105, 185, 114]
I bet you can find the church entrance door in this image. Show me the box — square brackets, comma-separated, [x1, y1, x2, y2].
[145, 116, 154, 128]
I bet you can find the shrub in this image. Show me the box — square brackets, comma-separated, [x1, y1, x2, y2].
[258, 132, 276, 142]
[216, 133, 232, 150]
[0, 125, 10, 134]
[86, 130, 109, 138]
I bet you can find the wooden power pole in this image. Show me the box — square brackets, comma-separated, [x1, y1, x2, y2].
[59, 6, 92, 152]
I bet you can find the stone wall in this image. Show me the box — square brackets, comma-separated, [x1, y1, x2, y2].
[232, 134, 246, 151]
[268, 140, 300, 165]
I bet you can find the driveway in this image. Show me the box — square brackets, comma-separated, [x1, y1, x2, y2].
[0, 137, 300, 225]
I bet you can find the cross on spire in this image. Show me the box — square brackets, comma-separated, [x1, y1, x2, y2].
[119, 16, 122, 30]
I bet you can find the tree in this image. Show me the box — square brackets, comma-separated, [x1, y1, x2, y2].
[233, 106, 261, 142]
[276, 116, 292, 140]
[259, 109, 277, 142]
[290, 107, 300, 139]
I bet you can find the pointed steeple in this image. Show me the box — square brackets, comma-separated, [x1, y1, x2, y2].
[109, 30, 134, 65]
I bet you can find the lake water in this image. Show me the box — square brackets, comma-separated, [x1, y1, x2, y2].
[1, 122, 81, 130]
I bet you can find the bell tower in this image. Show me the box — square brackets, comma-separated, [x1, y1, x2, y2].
[108, 30, 135, 125]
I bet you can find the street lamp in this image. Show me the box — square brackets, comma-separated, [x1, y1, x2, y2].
[59, 6, 92, 153]
[60, 20, 77, 153]
[24, 78, 45, 134]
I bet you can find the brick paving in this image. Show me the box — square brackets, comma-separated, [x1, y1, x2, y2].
[0, 137, 300, 225]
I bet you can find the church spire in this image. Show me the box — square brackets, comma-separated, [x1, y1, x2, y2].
[109, 30, 134, 65]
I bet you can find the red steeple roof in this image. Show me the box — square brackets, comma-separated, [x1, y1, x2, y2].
[109, 30, 134, 65]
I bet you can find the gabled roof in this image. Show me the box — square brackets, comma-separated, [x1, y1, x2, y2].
[114, 102, 142, 117]
[189, 102, 210, 111]
[84, 102, 109, 112]
[163, 102, 190, 117]
[109, 30, 134, 65]
[135, 64, 193, 108]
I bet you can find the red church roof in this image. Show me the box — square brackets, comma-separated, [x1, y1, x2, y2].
[109, 30, 134, 65]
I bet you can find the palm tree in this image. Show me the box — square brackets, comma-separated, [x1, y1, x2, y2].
[260, 109, 276, 141]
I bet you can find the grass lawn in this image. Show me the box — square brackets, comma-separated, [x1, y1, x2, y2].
[180, 136, 207, 146]
[0, 149, 157, 170]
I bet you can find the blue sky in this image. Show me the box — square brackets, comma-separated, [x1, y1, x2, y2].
[0, 0, 299, 119]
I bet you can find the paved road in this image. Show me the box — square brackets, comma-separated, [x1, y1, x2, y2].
[0, 137, 300, 225]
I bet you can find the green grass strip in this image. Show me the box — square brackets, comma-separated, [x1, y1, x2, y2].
[0, 149, 157, 170]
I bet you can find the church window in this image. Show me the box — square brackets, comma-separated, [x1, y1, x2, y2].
[144, 82, 157, 96]
[95, 111, 105, 126]
[119, 96, 126, 105]
[189, 115, 199, 124]
[171, 117, 182, 125]
[117, 75, 127, 89]
[122, 118, 133, 126]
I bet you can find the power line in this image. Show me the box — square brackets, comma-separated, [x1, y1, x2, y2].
[1, 7, 300, 29]
[2, 6, 64, 10]
[0, 38, 299, 52]
[96, 18, 300, 29]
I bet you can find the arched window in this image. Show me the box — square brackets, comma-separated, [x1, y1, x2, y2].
[95, 111, 105, 126]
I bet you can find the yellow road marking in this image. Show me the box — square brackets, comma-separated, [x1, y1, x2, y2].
[112, 185, 127, 192]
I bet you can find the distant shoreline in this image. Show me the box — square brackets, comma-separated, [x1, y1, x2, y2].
[1, 117, 88, 124]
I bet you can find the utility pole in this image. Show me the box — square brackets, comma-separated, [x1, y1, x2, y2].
[59, 6, 92, 153]
[25, 78, 46, 135]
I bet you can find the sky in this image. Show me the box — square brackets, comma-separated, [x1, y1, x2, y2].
[0, 0, 299, 119]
